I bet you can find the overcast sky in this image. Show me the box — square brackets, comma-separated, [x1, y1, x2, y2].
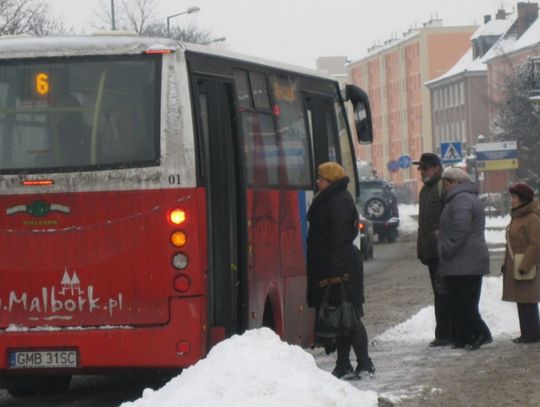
[47, 0, 517, 68]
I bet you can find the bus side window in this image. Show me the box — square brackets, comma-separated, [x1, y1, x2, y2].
[305, 97, 339, 170]
[233, 69, 278, 186]
[270, 75, 311, 187]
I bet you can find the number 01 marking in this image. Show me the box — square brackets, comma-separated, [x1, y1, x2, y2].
[168, 174, 181, 185]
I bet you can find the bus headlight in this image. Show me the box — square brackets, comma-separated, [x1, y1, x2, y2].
[172, 253, 189, 269]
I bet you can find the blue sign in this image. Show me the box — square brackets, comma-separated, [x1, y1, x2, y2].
[387, 160, 400, 173]
[398, 155, 412, 169]
[440, 142, 463, 164]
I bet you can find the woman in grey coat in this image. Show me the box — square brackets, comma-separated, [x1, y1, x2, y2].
[437, 167, 492, 350]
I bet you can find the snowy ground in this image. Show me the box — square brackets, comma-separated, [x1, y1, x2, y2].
[122, 205, 513, 407]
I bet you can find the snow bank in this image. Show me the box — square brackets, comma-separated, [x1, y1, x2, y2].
[375, 276, 518, 343]
[398, 204, 419, 235]
[121, 328, 378, 407]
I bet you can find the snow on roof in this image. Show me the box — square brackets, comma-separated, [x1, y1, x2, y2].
[426, 18, 516, 86]
[425, 48, 486, 86]
[471, 18, 513, 40]
[513, 16, 540, 50]
[185, 42, 333, 80]
[0, 35, 333, 81]
[0, 34, 180, 58]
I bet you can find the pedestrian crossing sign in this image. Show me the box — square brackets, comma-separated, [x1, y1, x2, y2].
[440, 142, 462, 164]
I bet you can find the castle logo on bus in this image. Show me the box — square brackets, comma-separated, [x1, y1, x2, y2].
[0, 270, 123, 320]
[6, 200, 70, 216]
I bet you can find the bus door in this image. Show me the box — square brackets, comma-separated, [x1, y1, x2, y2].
[305, 96, 340, 169]
[195, 78, 247, 343]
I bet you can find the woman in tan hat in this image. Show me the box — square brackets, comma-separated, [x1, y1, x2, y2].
[306, 162, 374, 379]
[502, 182, 540, 343]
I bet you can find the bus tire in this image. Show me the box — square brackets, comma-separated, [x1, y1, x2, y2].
[6, 375, 71, 397]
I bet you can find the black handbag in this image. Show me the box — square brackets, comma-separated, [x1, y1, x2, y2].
[315, 282, 358, 340]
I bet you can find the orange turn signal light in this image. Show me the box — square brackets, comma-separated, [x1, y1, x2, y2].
[171, 231, 187, 247]
[169, 209, 186, 225]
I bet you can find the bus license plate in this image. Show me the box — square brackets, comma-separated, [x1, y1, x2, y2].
[8, 350, 78, 369]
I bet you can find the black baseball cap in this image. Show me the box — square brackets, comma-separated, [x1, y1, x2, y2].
[412, 153, 441, 168]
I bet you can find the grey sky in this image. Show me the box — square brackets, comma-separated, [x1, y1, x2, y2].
[48, 0, 515, 68]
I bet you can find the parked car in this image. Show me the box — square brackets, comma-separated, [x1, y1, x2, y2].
[358, 179, 400, 243]
[358, 208, 374, 260]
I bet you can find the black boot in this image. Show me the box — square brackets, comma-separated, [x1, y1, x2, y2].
[332, 362, 353, 379]
[354, 358, 375, 378]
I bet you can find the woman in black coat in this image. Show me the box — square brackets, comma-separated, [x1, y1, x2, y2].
[306, 162, 374, 379]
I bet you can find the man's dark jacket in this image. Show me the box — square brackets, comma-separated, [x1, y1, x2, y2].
[417, 173, 443, 265]
[306, 177, 363, 308]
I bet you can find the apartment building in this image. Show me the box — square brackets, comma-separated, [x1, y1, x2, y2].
[347, 19, 476, 187]
[426, 12, 512, 159]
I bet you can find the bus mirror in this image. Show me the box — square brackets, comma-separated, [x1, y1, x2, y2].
[345, 84, 373, 145]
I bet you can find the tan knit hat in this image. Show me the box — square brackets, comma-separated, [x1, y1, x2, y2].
[318, 162, 347, 182]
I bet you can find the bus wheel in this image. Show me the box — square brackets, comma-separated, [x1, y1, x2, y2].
[6, 375, 71, 397]
[262, 299, 276, 332]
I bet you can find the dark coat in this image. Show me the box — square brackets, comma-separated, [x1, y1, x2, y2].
[417, 174, 443, 264]
[306, 177, 364, 308]
[502, 199, 540, 303]
[437, 181, 489, 277]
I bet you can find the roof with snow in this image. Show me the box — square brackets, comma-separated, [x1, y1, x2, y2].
[0, 34, 332, 81]
[426, 17, 514, 86]
[471, 18, 513, 40]
[512, 17, 540, 50]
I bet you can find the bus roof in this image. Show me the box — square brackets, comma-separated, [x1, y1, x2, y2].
[0, 34, 334, 81]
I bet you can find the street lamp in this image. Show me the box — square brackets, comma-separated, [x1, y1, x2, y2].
[167, 7, 200, 37]
[110, 0, 116, 30]
[203, 37, 227, 45]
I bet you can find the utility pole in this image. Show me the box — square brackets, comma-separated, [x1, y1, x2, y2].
[111, 0, 116, 30]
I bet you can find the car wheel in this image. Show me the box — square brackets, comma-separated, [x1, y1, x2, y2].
[364, 197, 389, 221]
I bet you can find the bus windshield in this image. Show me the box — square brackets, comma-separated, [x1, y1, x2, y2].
[0, 55, 160, 173]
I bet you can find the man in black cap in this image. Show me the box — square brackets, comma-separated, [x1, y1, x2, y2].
[413, 153, 453, 347]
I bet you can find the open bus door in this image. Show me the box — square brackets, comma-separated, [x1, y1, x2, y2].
[195, 78, 248, 345]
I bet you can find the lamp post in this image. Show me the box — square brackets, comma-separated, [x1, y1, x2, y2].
[203, 37, 226, 45]
[167, 7, 200, 37]
[110, 0, 116, 30]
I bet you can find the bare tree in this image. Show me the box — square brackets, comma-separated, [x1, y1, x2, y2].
[0, 0, 64, 35]
[493, 60, 540, 182]
[92, 0, 224, 45]
[142, 22, 216, 45]
[121, 0, 157, 35]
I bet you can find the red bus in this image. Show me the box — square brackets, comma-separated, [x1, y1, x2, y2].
[0, 35, 373, 395]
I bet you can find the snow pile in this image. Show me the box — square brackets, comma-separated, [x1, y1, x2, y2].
[121, 328, 378, 407]
[398, 204, 419, 235]
[398, 204, 509, 245]
[375, 276, 518, 343]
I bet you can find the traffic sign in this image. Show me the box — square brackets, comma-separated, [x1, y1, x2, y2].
[475, 141, 518, 171]
[440, 142, 462, 164]
[387, 160, 399, 173]
[398, 155, 412, 169]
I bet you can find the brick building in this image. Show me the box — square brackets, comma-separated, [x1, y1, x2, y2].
[347, 19, 476, 192]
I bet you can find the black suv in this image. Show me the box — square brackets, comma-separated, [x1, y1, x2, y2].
[358, 179, 399, 243]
